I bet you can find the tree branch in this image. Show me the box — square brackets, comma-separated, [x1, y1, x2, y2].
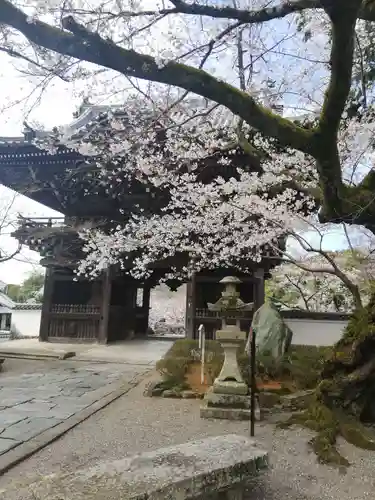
[59, 0, 375, 25]
[0, 0, 314, 154]
[169, 0, 375, 25]
[313, 1, 362, 221]
[169, 0, 320, 23]
[284, 274, 312, 310]
[318, 0, 362, 142]
[0, 242, 22, 264]
[287, 231, 364, 309]
[0, 46, 70, 81]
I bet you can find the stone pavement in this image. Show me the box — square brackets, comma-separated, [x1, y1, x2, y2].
[0, 344, 170, 467]
[0, 338, 174, 364]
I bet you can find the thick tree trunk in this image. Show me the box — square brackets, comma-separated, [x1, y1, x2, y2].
[319, 292, 375, 422]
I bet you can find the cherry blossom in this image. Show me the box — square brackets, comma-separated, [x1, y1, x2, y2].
[268, 250, 373, 313]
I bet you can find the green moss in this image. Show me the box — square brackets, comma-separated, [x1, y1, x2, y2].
[309, 430, 349, 468]
[155, 379, 181, 391]
[341, 293, 375, 345]
[316, 378, 339, 397]
[339, 417, 375, 450]
[334, 350, 351, 362]
[277, 400, 375, 468]
[278, 402, 350, 468]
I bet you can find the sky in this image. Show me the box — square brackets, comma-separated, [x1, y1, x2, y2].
[0, 53, 79, 284]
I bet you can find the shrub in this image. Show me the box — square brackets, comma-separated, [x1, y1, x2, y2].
[156, 338, 331, 392]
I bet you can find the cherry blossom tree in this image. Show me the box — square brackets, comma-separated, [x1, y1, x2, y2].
[267, 221, 375, 312]
[149, 284, 186, 331]
[71, 101, 318, 282]
[1, 0, 375, 237]
[267, 250, 373, 313]
[3, 0, 375, 457]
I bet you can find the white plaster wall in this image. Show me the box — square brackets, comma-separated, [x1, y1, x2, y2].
[11, 310, 41, 338]
[285, 318, 348, 347]
[7, 309, 348, 345]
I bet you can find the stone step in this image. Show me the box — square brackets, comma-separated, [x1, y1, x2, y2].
[2, 434, 268, 500]
[0, 350, 75, 361]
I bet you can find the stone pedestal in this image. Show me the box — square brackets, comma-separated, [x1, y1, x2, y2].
[200, 326, 260, 421]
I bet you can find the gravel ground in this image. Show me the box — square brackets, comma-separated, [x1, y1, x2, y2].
[0, 373, 374, 499]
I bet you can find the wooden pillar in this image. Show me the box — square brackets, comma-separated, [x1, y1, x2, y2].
[98, 268, 112, 344]
[253, 268, 265, 311]
[185, 282, 192, 336]
[39, 267, 55, 342]
[142, 286, 151, 333]
[185, 273, 196, 339]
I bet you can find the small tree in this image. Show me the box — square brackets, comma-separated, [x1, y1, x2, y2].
[267, 224, 375, 313]
[7, 270, 44, 303]
[268, 252, 371, 313]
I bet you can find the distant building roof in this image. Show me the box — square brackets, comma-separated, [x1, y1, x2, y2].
[13, 303, 42, 310]
[0, 291, 15, 309]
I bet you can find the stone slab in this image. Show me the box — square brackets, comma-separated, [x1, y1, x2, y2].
[200, 404, 253, 421]
[47, 404, 91, 420]
[1, 434, 268, 500]
[0, 371, 148, 476]
[1, 417, 63, 442]
[0, 397, 33, 408]
[0, 349, 75, 360]
[200, 401, 261, 421]
[0, 338, 174, 365]
[0, 438, 20, 455]
[205, 388, 251, 409]
[10, 401, 56, 416]
[0, 411, 28, 427]
[213, 380, 248, 395]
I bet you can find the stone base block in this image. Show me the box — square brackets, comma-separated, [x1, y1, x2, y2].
[205, 387, 250, 409]
[213, 380, 248, 395]
[200, 404, 252, 421]
[201, 387, 262, 421]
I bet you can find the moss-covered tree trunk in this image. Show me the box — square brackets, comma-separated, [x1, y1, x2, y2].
[319, 292, 375, 422]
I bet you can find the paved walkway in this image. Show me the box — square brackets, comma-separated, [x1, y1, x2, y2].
[0, 359, 147, 459]
[0, 338, 174, 364]
[0, 339, 173, 467]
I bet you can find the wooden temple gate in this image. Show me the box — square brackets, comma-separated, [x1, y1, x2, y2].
[0, 105, 281, 345]
[39, 268, 151, 343]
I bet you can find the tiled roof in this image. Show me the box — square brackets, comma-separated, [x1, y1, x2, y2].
[0, 291, 15, 309]
[13, 303, 42, 310]
[0, 100, 313, 149]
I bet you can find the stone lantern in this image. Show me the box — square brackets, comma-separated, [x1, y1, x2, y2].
[200, 276, 259, 420]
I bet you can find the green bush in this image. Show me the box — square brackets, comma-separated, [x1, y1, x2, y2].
[156, 339, 224, 386]
[156, 338, 331, 392]
[282, 345, 331, 389]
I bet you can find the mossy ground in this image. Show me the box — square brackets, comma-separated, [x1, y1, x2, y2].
[278, 398, 375, 469]
[155, 338, 329, 392]
[157, 338, 375, 468]
[279, 298, 375, 469]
